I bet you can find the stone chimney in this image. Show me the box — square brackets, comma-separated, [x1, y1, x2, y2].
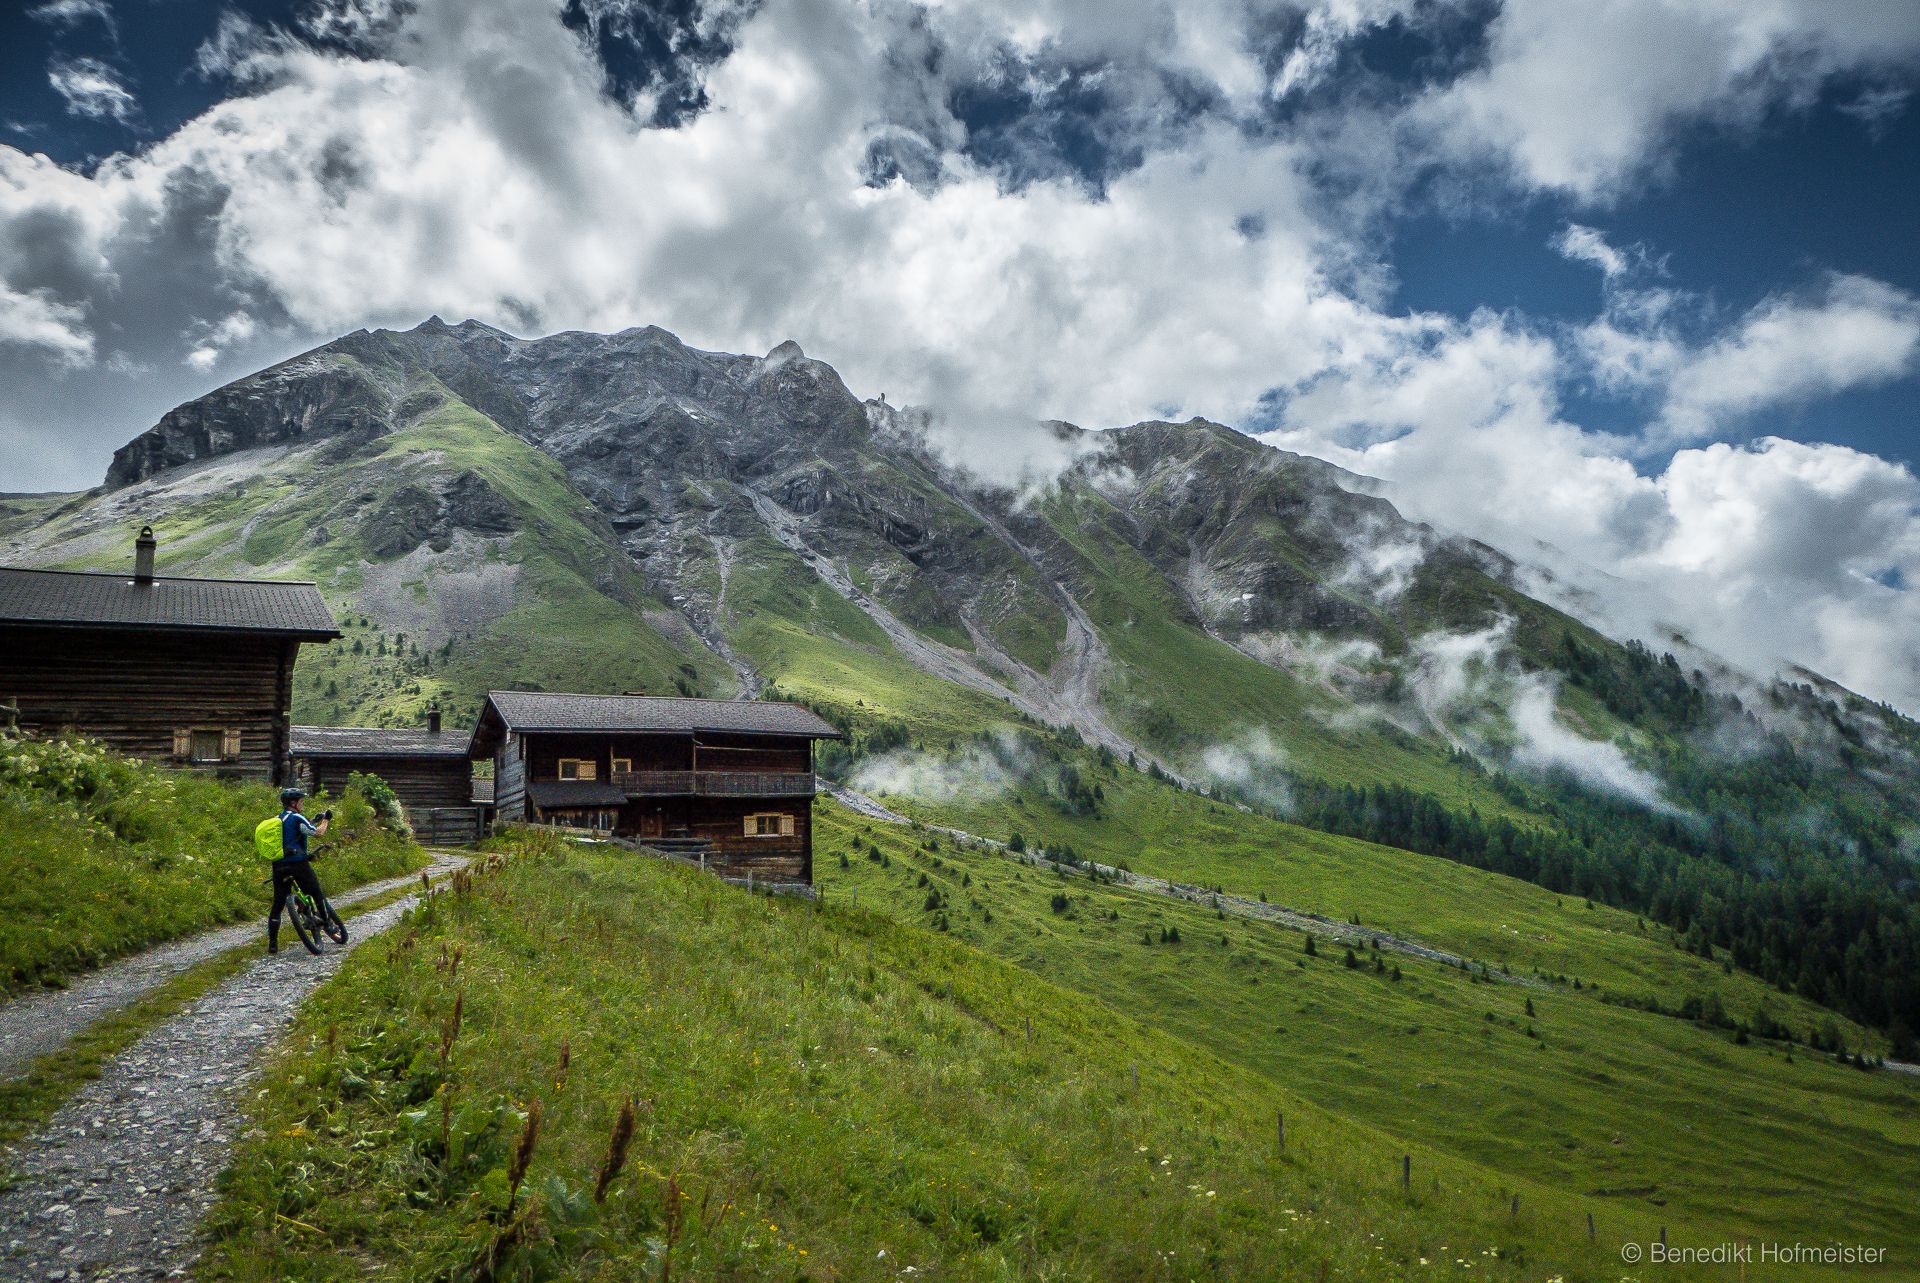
[427, 704, 443, 735]
[133, 526, 156, 585]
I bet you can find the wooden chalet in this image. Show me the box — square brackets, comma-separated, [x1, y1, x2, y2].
[0, 527, 339, 784]
[469, 690, 843, 884]
[289, 707, 484, 844]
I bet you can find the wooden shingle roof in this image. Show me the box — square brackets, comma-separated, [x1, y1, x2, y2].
[0, 567, 339, 639]
[290, 726, 471, 759]
[479, 690, 842, 740]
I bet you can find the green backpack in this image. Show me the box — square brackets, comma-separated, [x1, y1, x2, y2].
[254, 814, 285, 861]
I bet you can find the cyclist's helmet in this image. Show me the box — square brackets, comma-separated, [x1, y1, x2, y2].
[280, 787, 308, 805]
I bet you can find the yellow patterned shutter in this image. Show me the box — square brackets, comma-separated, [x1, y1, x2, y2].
[171, 728, 191, 760]
[779, 814, 796, 837]
[222, 728, 242, 760]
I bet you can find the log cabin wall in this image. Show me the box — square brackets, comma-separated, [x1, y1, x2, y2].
[521, 732, 690, 778]
[1, 624, 299, 783]
[696, 796, 812, 882]
[493, 735, 527, 819]
[690, 734, 810, 772]
[302, 755, 474, 808]
[517, 732, 811, 781]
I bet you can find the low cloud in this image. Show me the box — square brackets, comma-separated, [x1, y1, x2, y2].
[1196, 726, 1293, 813]
[849, 729, 1040, 802]
[1409, 622, 1668, 809]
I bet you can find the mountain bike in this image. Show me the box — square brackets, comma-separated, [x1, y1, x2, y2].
[269, 846, 349, 955]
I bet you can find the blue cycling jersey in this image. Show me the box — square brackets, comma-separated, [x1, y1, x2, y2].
[280, 810, 319, 862]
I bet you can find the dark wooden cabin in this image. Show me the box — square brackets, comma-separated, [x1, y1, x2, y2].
[289, 707, 483, 843]
[469, 690, 843, 884]
[0, 527, 339, 784]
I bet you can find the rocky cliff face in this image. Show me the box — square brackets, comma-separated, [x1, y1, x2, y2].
[106, 353, 394, 488]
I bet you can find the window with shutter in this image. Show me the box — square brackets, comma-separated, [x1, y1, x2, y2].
[190, 729, 224, 763]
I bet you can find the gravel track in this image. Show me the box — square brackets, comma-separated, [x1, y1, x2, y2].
[0, 851, 470, 1083]
[0, 873, 459, 1282]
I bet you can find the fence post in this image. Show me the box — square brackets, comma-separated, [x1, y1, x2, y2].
[1587, 1211, 1595, 1242]
[1277, 1110, 1285, 1151]
[1401, 1155, 1410, 1188]
[1510, 1193, 1519, 1219]
[1131, 1064, 1139, 1091]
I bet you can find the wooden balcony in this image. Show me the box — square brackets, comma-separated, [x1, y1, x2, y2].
[610, 770, 817, 798]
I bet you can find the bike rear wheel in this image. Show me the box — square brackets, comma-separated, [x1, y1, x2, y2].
[287, 893, 324, 955]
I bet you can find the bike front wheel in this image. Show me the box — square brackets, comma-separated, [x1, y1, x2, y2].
[320, 900, 348, 945]
[287, 894, 324, 955]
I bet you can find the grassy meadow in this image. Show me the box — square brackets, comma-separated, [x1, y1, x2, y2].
[813, 803, 1920, 1268]
[865, 759, 1888, 1053]
[200, 831, 1760, 1283]
[0, 734, 426, 994]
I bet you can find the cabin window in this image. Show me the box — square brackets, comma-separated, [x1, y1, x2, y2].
[610, 756, 633, 775]
[745, 812, 795, 837]
[188, 728, 229, 763]
[557, 758, 598, 781]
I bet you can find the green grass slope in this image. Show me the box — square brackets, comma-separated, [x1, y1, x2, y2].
[285, 391, 736, 726]
[859, 755, 1881, 1048]
[201, 833, 1737, 1283]
[815, 805, 1920, 1266]
[0, 735, 424, 993]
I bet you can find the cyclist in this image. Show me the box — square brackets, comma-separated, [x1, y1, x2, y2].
[267, 787, 332, 955]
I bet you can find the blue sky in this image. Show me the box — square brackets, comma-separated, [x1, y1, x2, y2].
[1, 0, 1919, 707]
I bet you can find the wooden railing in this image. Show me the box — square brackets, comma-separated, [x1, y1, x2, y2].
[609, 770, 817, 798]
